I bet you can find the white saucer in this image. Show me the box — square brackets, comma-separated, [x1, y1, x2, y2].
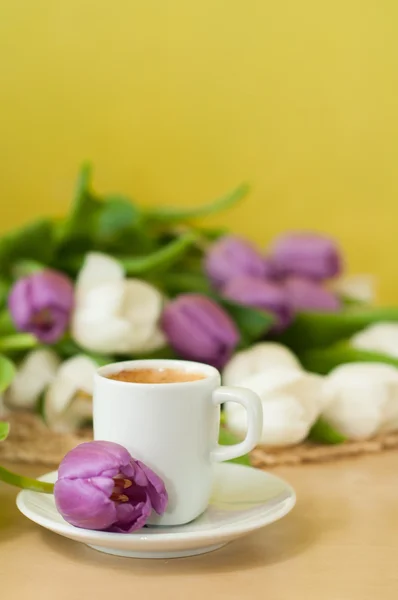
[16, 463, 295, 559]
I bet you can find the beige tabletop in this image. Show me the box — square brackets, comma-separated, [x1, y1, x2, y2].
[1, 452, 398, 600]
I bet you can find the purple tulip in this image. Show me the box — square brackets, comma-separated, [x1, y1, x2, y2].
[8, 269, 74, 343]
[270, 232, 342, 280]
[222, 276, 292, 332]
[205, 235, 273, 289]
[54, 441, 168, 532]
[284, 277, 341, 312]
[161, 294, 239, 368]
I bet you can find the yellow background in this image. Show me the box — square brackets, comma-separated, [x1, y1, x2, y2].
[0, 1, 397, 301]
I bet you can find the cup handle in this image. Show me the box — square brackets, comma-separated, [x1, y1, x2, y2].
[210, 386, 263, 462]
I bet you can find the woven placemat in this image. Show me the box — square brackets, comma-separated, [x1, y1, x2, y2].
[250, 432, 398, 467]
[2, 412, 398, 467]
[0, 413, 92, 466]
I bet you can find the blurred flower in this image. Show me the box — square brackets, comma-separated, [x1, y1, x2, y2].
[223, 342, 301, 386]
[270, 232, 342, 280]
[72, 253, 166, 354]
[205, 235, 272, 289]
[161, 294, 239, 368]
[222, 275, 292, 331]
[284, 277, 341, 312]
[8, 269, 74, 343]
[322, 363, 398, 439]
[44, 355, 97, 432]
[225, 367, 325, 446]
[54, 441, 168, 532]
[351, 323, 398, 358]
[332, 274, 375, 305]
[5, 349, 60, 410]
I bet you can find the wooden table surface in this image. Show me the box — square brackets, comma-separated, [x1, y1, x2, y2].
[1, 452, 398, 600]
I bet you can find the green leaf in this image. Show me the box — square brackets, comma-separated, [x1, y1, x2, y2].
[0, 421, 10, 442]
[53, 337, 112, 364]
[308, 418, 346, 444]
[0, 278, 10, 310]
[52, 337, 83, 357]
[58, 163, 102, 242]
[137, 346, 178, 360]
[301, 341, 398, 375]
[220, 299, 275, 344]
[192, 226, 228, 241]
[340, 295, 367, 308]
[144, 183, 250, 223]
[278, 306, 398, 352]
[100, 227, 156, 256]
[0, 334, 38, 353]
[12, 259, 45, 279]
[57, 166, 149, 260]
[0, 310, 16, 335]
[0, 220, 55, 274]
[158, 272, 213, 296]
[75, 162, 92, 206]
[96, 195, 142, 241]
[218, 428, 251, 465]
[119, 231, 198, 275]
[0, 355, 16, 393]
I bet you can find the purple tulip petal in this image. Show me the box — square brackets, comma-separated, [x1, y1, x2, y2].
[136, 460, 168, 515]
[89, 476, 116, 497]
[223, 276, 293, 332]
[8, 279, 33, 329]
[30, 308, 70, 344]
[112, 492, 152, 533]
[127, 460, 150, 487]
[54, 478, 117, 530]
[284, 277, 341, 312]
[162, 294, 239, 368]
[8, 269, 74, 343]
[205, 235, 269, 289]
[270, 232, 342, 280]
[263, 257, 279, 280]
[58, 441, 132, 480]
[30, 271, 74, 313]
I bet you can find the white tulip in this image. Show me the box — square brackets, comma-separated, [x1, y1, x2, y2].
[351, 322, 398, 358]
[44, 355, 98, 433]
[72, 252, 166, 354]
[322, 363, 398, 439]
[5, 349, 60, 410]
[223, 342, 301, 386]
[332, 274, 375, 304]
[225, 367, 325, 446]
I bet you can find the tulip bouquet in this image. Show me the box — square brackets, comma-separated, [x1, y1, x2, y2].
[1, 163, 398, 451]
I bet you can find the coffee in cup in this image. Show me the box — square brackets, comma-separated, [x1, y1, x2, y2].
[108, 368, 205, 384]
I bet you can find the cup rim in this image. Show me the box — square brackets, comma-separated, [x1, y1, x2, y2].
[95, 358, 220, 388]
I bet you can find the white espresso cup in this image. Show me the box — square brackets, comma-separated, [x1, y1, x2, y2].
[93, 359, 263, 526]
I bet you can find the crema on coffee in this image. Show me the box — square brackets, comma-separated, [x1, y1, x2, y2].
[108, 368, 206, 384]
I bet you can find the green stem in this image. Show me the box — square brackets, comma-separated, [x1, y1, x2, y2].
[0, 333, 39, 352]
[301, 341, 398, 375]
[0, 465, 54, 494]
[144, 183, 250, 222]
[118, 231, 198, 275]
